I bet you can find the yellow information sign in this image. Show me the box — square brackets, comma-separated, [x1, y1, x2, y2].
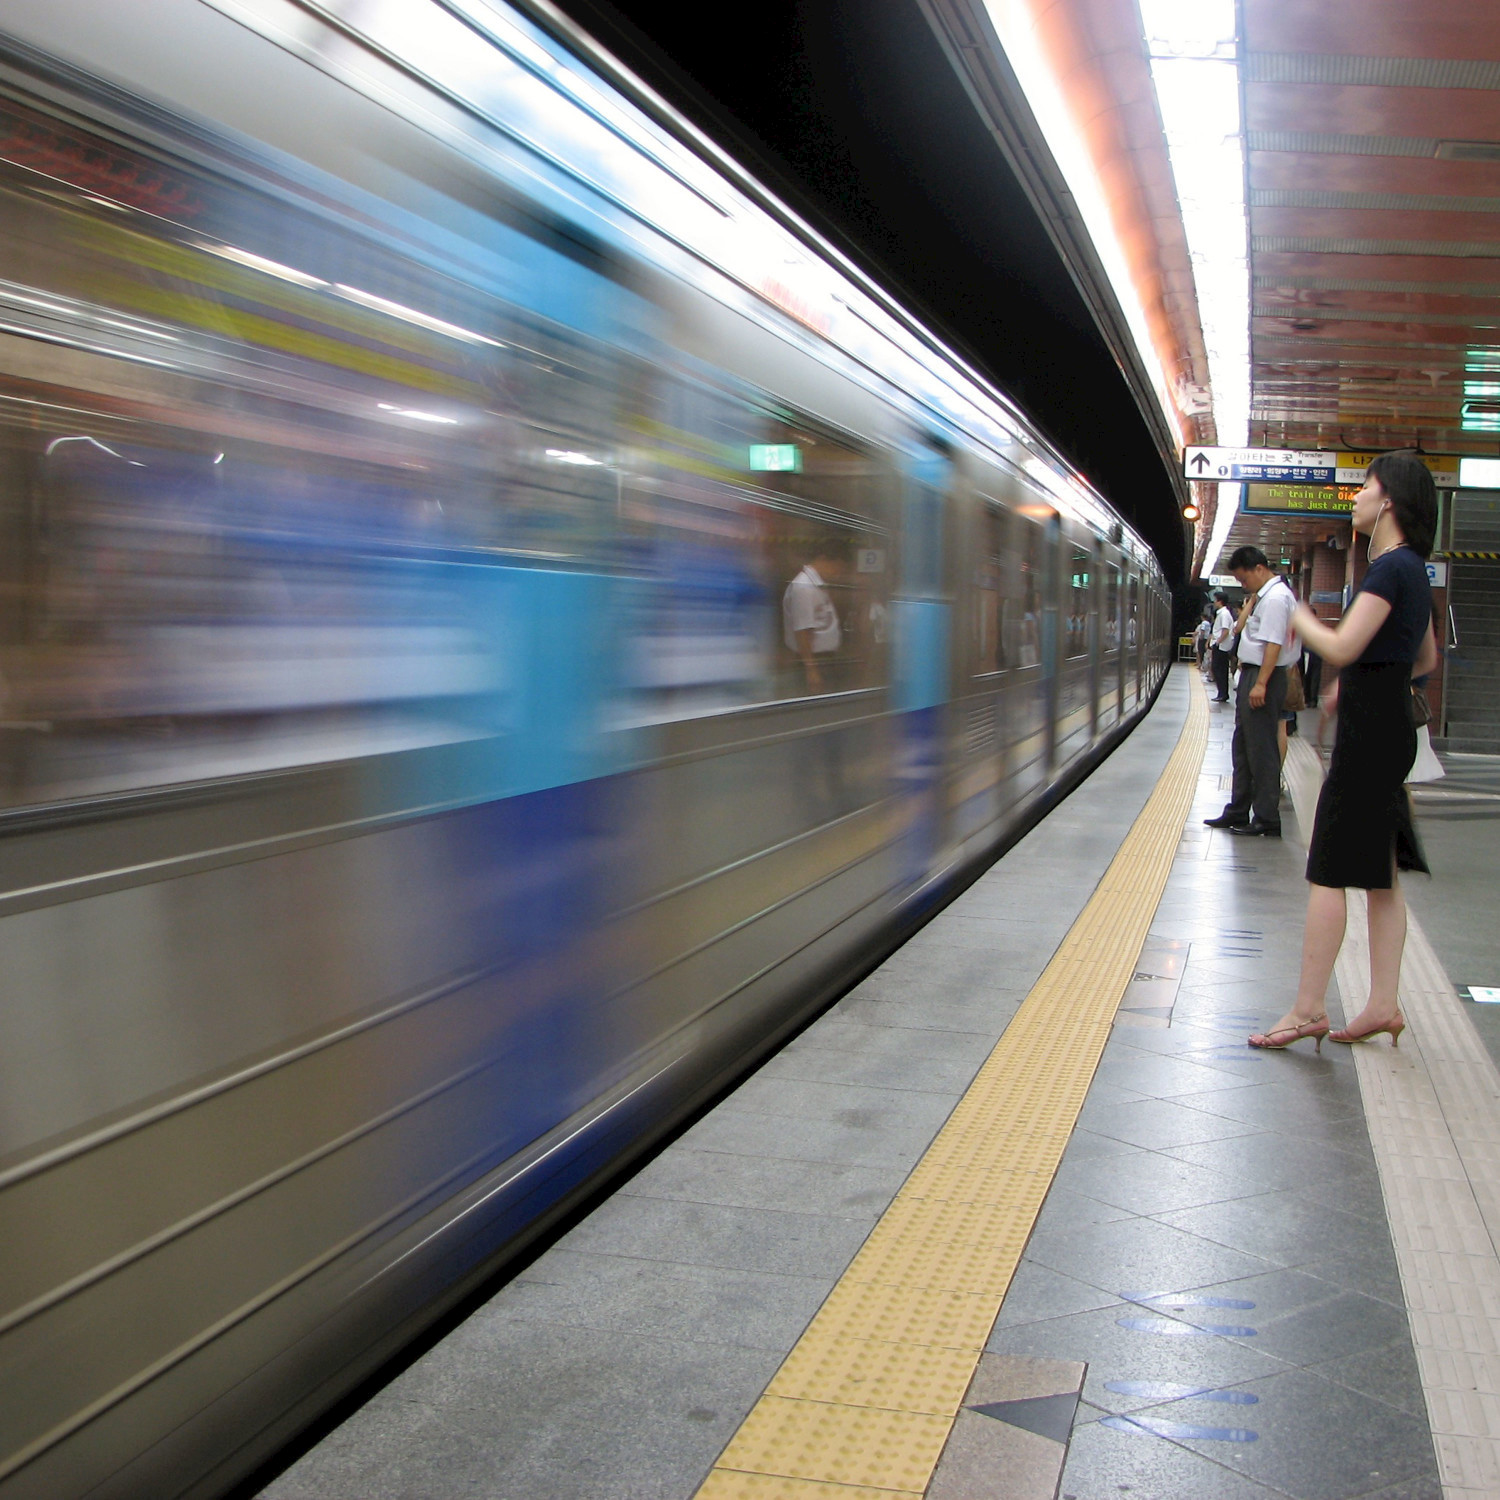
[1336, 452, 1460, 486]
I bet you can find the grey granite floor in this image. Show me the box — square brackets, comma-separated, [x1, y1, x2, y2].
[258, 683, 1191, 1499]
[989, 688, 1441, 1500]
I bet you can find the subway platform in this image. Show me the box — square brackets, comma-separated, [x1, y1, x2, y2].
[259, 668, 1500, 1500]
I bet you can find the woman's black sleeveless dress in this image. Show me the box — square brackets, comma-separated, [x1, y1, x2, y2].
[1305, 546, 1432, 890]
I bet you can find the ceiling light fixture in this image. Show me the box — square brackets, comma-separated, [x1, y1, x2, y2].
[1138, 0, 1250, 575]
[981, 0, 1180, 435]
[377, 402, 460, 424]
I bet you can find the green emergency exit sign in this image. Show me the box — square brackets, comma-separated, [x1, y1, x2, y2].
[749, 444, 802, 473]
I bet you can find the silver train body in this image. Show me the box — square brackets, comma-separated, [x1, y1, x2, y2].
[0, 3, 1170, 1495]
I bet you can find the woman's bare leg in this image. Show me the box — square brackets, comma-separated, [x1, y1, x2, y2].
[1342, 878, 1406, 1031]
[1259, 883, 1344, 1035]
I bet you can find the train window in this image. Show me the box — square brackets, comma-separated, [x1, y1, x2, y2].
[1012, 514, 1045, 669]
[972, 501, 1042, 675]
[1067, 544, 1091, 659]
[0, 89, 645, 808]
[973, 503, 1003, 674]
[1105, 564, 1122, 652]
[615, 374, 889, 719]
[903, 445, 948, 600]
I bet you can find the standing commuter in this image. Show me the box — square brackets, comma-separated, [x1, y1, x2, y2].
[1205, 547, 1297, 837]
[1195, 609, 1212, 672]
[1208, 590, 1235, 702]
[1248, 452, 1437, 1051]
[783, 541, 848, 695]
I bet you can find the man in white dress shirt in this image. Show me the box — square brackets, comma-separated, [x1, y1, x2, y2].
[783, 542, 849, 694]
[1205, 546, 1297, 837]
[1208, 590, 1235, 702]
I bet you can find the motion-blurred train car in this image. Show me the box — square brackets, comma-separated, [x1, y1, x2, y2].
[0, 3, 1170, 1495]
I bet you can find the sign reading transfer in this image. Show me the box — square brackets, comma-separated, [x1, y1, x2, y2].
[1185, 447, 1333, 483]
[1187, 447, 1461, 487]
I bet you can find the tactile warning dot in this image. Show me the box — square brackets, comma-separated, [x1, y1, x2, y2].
[765, 1333, 978, 1415]
[715, 1397, 953, 1491]
[694, 1469, 919, 1499]
[846, 1237, 1027, 1298]
[902, 1157, 1063, 1204]
[811, 1281, 1003, 1349]
[867, 1193, 1044, 1247]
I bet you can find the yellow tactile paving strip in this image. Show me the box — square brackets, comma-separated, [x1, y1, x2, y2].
[695, 684, 1208, 1499]
[1284, 738, 1500, 1499]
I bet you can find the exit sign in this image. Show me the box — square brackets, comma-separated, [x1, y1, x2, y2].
[749, 444, 802, 473]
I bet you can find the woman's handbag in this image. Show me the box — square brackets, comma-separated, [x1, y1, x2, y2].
[1284, 662, 1306, 713]
[1411, 680, 1434, 727]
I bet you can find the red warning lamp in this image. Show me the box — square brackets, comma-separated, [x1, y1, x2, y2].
[1182, 502, 1201, 522]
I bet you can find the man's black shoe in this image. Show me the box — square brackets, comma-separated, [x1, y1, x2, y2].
[1228, 820, 1281, 838]
[1204, 813, 1248, 828]
[1213, 696, 1231, 703]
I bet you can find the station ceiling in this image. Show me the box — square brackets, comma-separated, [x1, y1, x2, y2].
[1247, 0, 1500, 455]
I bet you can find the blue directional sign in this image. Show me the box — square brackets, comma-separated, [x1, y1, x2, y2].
[1184, 446, 1335, 483]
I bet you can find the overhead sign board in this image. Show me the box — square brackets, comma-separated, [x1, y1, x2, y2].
[1241, 483, 1356, 515]
[1335, 452, 1459, 487]
[1185, 447, 1332, 482]
[1186, 447, 1460, 487]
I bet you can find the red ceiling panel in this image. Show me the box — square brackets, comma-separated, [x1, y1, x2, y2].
[1254, 251, 1500, 285]
[1239, 0, 1500, 455]
[1245, 83, 1500, 139]
[1251, 155, 1500, 198]
[1246, 1, 1500, 62]
[1255, 290, 1500, 317]
[1252, 206, 1500, 242]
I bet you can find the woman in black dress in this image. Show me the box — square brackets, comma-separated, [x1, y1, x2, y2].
[1249, 452, 1438, 1051]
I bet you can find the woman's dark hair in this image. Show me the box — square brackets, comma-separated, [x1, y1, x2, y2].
[1366, 451, 1437, 559]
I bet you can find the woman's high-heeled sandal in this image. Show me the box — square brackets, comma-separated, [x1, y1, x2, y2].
[1330, 1013, 1405, 1047]
[1248, 1015, 1330, 1053]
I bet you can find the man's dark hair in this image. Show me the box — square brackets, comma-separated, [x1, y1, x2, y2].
[1228, 544, 1270, 572]
[1212, 590, 1228, 604]
[1366, 450, 1437, 559]
[812, 536, 853, 566]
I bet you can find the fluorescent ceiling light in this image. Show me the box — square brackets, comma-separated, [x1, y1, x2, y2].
[1138, 0, 1248, 575]
[44, 434, 124, 458]
[377, 402, 460, 424]
[199, 243, 326, 289]
[545, 448, 603, 465]
[334, 284, 505, 348]
[982, 0, 1179, 435]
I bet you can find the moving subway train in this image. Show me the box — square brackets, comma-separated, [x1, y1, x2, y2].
[0, 3, 1171, 1495]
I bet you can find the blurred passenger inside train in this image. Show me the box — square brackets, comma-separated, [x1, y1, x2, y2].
[783, 538, 851, 695]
